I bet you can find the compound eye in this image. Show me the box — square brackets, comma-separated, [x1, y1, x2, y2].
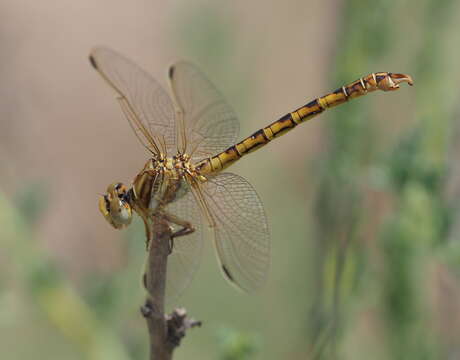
[114, 183, 128, 197]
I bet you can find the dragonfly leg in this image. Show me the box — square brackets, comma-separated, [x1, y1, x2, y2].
[161, 211, 195, 239]
[169, 237, 174, 255]
[141, 217, 153, 251]
[160, 211, 195, 254]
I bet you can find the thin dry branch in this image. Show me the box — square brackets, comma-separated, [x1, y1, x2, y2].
[141, 217, 201, 360]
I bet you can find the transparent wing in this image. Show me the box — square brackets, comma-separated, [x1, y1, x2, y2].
[202, 172, 270, 292]
[168, 62, 240, 160]
[90, 47, 176, 155]
[162, 190, 204, 304]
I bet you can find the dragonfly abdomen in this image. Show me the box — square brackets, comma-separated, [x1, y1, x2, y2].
[195, 72, 413, 175]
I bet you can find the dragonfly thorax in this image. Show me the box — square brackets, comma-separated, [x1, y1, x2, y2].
[98, 156, 195, 231]
[130, 157, 197, 215]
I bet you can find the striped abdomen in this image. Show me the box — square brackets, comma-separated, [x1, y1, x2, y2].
[195, 72, 413, 175]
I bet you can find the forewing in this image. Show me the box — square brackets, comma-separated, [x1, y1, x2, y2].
[202, 173, 270, 292]
[168, 62, 239, 160]
[90, 47, 176, 155]
[163, 190, 204, 303]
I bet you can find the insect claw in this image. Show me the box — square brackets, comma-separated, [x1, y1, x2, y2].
[391, 73, 414, 86]
[378, 73, 414, 91]
[374, 73, 414, 91]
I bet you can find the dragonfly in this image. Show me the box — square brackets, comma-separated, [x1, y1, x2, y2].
[91, 47, 413, 301]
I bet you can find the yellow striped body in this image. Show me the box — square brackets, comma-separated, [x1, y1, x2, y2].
[195, 72, 413, 175]
[91, 47, 414, 298]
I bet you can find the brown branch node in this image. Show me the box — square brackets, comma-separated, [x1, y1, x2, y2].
[165, 308, 202, 347]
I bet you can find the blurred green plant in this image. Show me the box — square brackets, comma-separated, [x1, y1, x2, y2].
[13, 181, 49, 226]
[379, 0, 457, 358]
[1, 184, 134, 360]
[216, 327, 259, 360]
[307, 0, 403, 356]
[308, 0, 460, 359]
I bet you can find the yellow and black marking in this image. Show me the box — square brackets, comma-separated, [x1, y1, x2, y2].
[195, 72, 413, 175]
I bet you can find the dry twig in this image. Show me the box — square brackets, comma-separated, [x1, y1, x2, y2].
[141, 217, 201, 360]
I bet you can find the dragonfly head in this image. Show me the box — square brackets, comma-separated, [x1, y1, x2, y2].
[98, 183, 133, 229]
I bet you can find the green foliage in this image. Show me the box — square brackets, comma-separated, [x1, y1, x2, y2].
[307, 0, 460, 359]
[217, 327, 259, 360]
[13, 181, 49, 226]
[0, 189, 134, 360]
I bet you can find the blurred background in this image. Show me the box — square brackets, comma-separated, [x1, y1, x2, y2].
[1, 0, 460, 359]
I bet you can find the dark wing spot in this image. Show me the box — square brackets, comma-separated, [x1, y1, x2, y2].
[89, 55, 98, 70]
[222, 265, 235, 282]
[168, 65, 175, 79]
